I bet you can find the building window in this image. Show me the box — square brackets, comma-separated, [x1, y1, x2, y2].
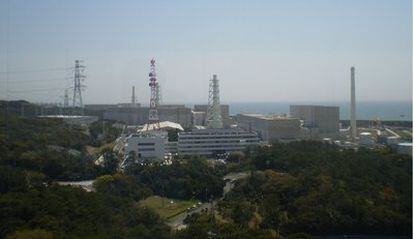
[138, 142, 155, 146]
[138, 148, 155, 151]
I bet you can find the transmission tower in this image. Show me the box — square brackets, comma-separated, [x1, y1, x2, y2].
[147, 59, 160, 129]
[72, 60, 86, 108]
[63, 89, 69, 108]
[206, 74, 223, 129]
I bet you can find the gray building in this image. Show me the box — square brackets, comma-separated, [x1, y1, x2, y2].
[192, 111, 206, 126]
[102, 105, 192, 127]
[290, 105, 339, 138]
[236, 114, 302, 142]
[193, 104, 231, 127]
[158, 105, 192, 128]
[103, 107, 148, 125]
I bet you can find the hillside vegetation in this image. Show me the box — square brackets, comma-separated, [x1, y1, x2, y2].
[219, 142, 412, 236]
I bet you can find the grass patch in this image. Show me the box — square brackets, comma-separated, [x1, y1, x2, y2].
[396, 130, 412, 141]
[139, 196, 198, 219]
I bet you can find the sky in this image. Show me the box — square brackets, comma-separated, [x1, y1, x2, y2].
[0, 0, 412, 104]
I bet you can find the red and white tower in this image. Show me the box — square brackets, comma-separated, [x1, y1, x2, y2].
[148, 59, 160, 128]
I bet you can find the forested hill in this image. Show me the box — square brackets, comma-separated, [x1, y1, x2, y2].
[0, 116, 412, 238]
[219, 141, 412, 236]
[0, 116, 118, 181]
[0, 117, 172, 239]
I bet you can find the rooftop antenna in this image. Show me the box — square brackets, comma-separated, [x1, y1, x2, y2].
[206, 74, 223, 129]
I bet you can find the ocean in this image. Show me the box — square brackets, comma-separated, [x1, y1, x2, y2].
[226, 101, 412, 121]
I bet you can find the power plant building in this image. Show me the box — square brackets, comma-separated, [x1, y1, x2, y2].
[194, 104, 231, 127]
[102, 105, 192, 127]
[289, 105, 340, 138]
[177, 128, 260, 156]
[124, 134, 166, 163]
[192, 111, 206, 126]
[236, 114, 302, 142]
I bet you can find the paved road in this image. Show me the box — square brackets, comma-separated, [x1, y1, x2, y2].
[57, 180, 95, 192]
[56, 172, 252, 231]
[167, 171, 250, 230]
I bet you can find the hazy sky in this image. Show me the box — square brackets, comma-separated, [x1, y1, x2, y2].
[0, 0, 412, 104]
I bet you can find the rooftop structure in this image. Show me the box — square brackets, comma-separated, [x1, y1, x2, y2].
[138, 121, 184, 133]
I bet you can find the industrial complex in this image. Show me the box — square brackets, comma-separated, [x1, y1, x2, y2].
[120, 62, 261, 164]
[14, 59, 411, 163]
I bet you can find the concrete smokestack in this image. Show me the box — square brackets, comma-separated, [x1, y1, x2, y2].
[131, 86, 136, 105]
[350, 67, 357, 141]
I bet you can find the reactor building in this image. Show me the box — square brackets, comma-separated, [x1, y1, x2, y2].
[289, 105, 340, 138]
[236, 114, 302, 142]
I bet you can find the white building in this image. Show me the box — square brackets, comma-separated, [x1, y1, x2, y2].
[177, 128, 260, 156]
[124, 134, 166, 162]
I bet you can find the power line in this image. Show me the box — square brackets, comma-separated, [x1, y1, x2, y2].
[3, 77, 72, 84]
[0, 67, 71, 74]
[6, 87, 68, 93]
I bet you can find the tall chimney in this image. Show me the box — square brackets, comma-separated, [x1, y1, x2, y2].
[350, 67, 357, 141]
[131, 86, 136, 106]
